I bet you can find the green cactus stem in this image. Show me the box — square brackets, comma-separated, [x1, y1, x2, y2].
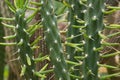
[40, 0, 70, 80]
[8, 0, 38, 79]
[83, 0, 105, 80]
[66, 0, 85, 61]
[0, 13, 5, 80]
[15, 9, 37, 79]
[65, 0, 85, 79]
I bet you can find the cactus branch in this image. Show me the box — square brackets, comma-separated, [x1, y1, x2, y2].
[83, 0, 105, 80]
[40, 0, 70, 80]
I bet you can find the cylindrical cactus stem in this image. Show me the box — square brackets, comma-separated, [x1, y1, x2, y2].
[83, 0, 105, 80]
[0, 13, 5, 80]
[40, 0, 70, 80]
[66, 0, 84, 61]
[15, 9, 37, 79]
[66, 0, 85, 78]
[12, 0, 38, 79]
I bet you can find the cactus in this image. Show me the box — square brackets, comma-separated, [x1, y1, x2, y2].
[15, 10, 37, 79]
[82, 0, 105, 80]
[13, 1, 38, 79]
[40, 0, 70, 80]
[0, 0, 54, 79]
[65, 0, 85, 79]
[0, 13, 5, 80]
[1, 0, 120, 80]
[0, 0, 39, 79]
[12, 0, 42, 79]
[100, 1, 120, 80]
[66, 0, 85, 61]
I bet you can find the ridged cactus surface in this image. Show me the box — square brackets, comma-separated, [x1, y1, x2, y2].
[66, 0, 84, 61]
[65, 0, 85, 79]
[83, 0, 105, 80]
[15, 9, 37, 79]
[40, 0, 70, 80]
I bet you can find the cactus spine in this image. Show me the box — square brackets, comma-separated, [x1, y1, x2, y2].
[40, 0, 70, 80]
[83, 0, 105, 80]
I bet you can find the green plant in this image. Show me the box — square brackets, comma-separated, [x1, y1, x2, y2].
[40, 0, 70, 80]
[0, 0, 40, 79]
[14, 4, 37, 80]
[0, 12, 5, 80]
[65, 0, 85, 79]
[5, 0, 37, 79]
[82, 0, 105, 80]
[0, 0, 120, 80]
